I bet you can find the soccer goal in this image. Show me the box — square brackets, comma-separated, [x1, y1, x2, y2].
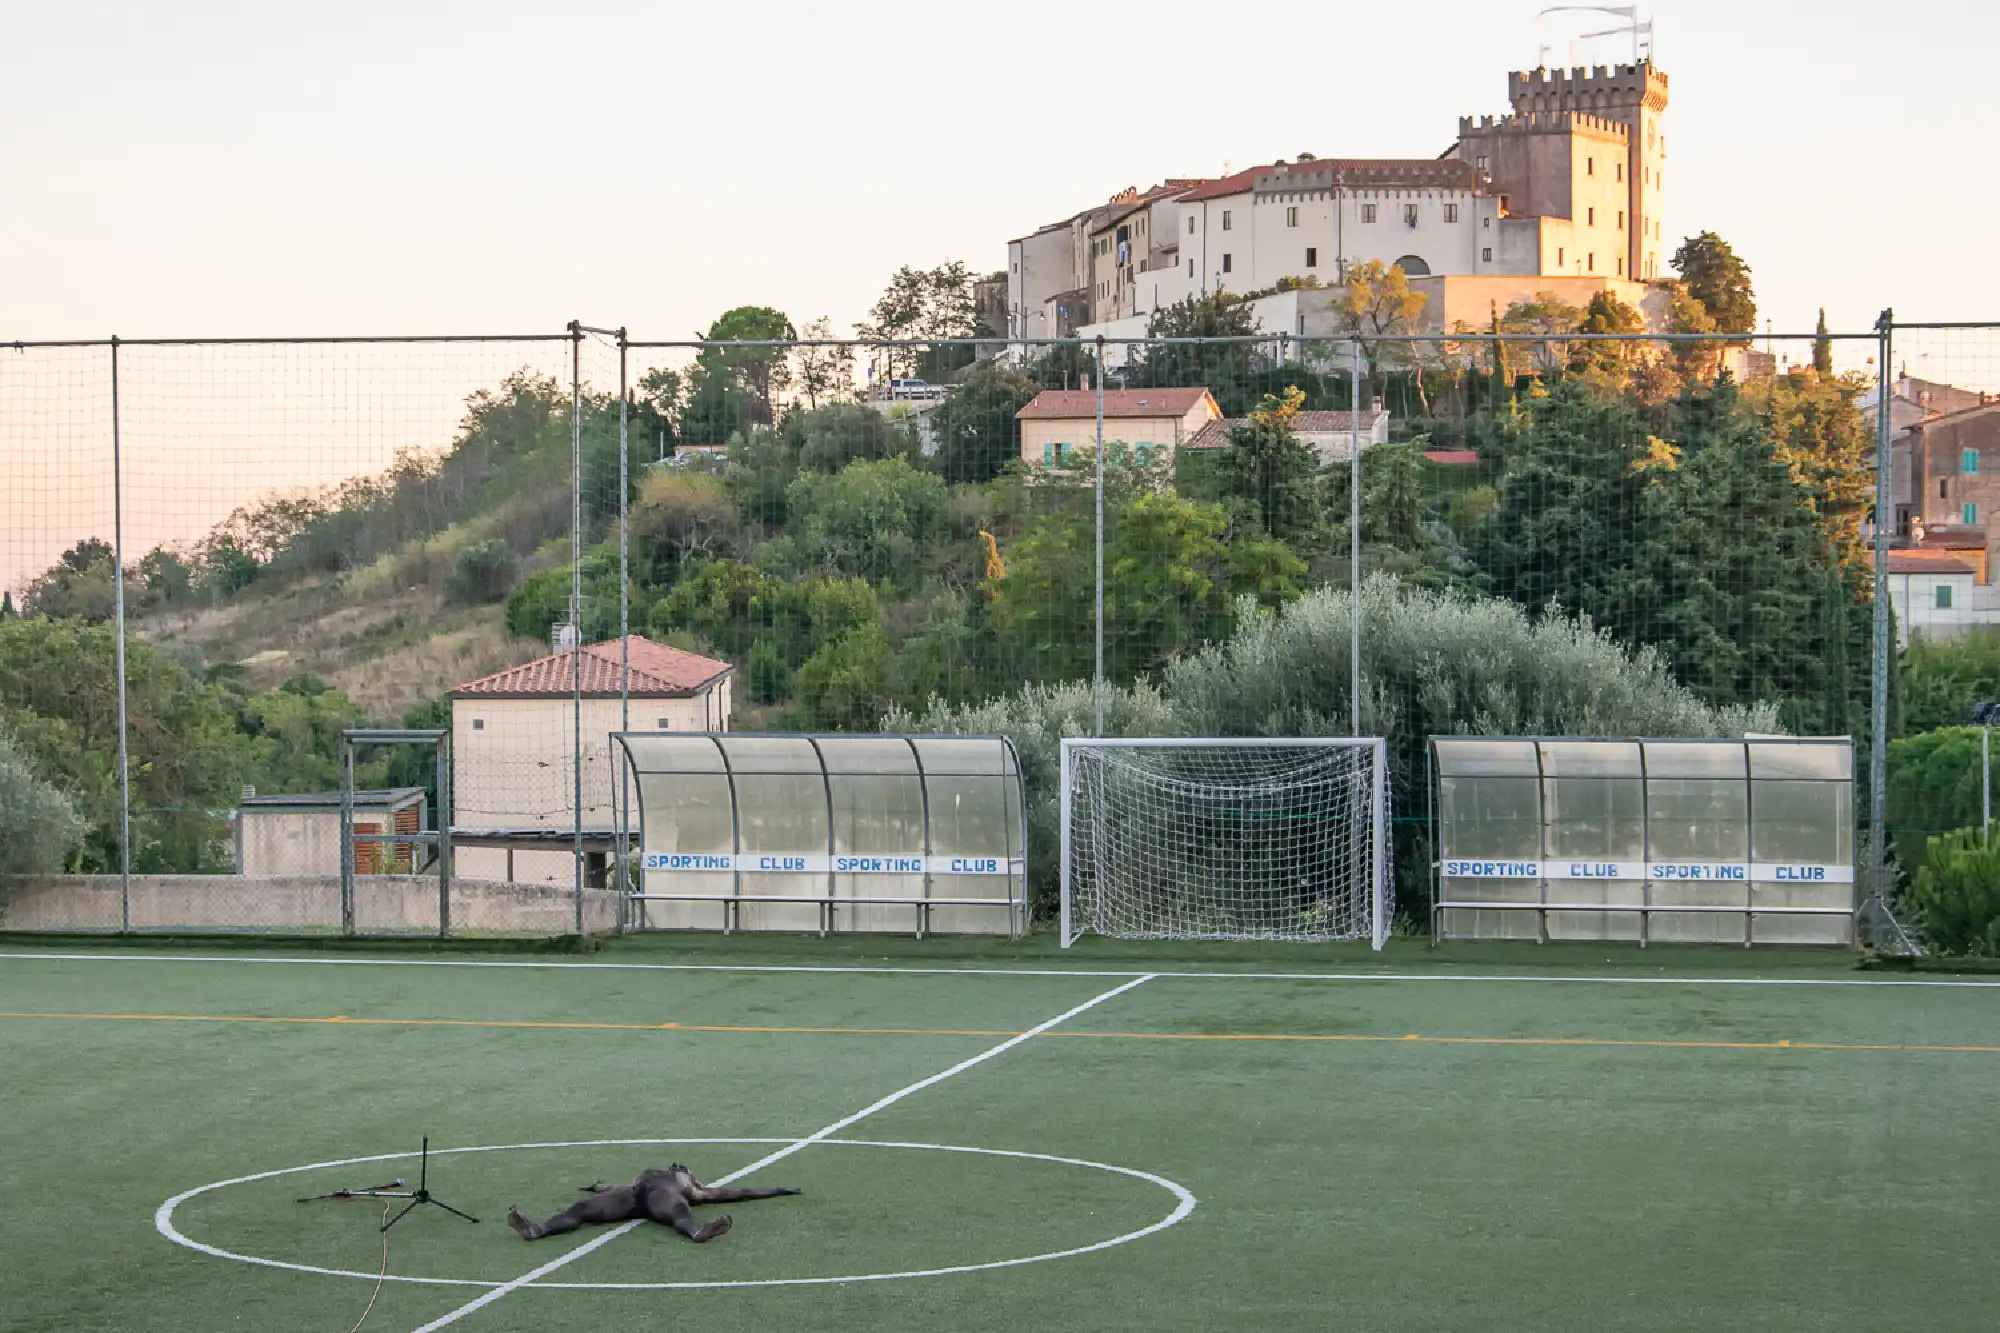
[1060, 738, 1390, 949]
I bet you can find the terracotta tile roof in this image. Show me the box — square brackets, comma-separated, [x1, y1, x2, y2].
[1423, 449, 1483, 466]
[452, 635, 732, 699]
[1177, 166, 1272, 202]
[1186, 410, 1391, 450]
[1016, 388, 1219, 421]
[1918, 529, 1988, 550]
[1889, 549, 1975, 575]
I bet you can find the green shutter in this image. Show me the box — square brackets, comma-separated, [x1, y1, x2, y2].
[1965, 448, 1981, 475]
[1938, 585, 1955, 610]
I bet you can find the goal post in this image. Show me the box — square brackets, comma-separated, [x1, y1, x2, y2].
[1060, 737, 1390, 950]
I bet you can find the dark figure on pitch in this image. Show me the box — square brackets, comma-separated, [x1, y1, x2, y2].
[506, 1164, 800, 1243]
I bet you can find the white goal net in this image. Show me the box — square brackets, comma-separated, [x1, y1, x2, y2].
[1060, 738, 1390, 949]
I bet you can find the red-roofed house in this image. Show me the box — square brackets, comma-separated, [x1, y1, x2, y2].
[1187, 408, 1392, 462]
[1014, 388, 1222, 473]
[449, 636, 734, 884]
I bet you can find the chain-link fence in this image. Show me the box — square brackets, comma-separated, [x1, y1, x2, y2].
[2, 317, 1987, 943]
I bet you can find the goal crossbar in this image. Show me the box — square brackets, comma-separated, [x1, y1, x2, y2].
[1059, 737, 1390, 951]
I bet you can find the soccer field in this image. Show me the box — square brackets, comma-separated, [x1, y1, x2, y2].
[2, 938, 1996, 1333]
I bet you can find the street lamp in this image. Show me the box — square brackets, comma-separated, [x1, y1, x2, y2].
[1970, 702, 2000, 839]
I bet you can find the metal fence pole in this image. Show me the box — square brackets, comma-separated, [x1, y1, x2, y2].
[569, 320, 585, 935]
[110, 336, 132, 930]
[1350, 338, 1363, 736]
[339, 737, 356, 937]
[438, 731, 453, 939]
[1093, 335, 1107, 738]
[1869, 310, 1893, 917]
[617, 329, 631, 929]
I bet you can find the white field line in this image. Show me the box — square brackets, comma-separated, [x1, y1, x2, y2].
[4, 950, 2000, 989]
[405, 973, 1157, 1332]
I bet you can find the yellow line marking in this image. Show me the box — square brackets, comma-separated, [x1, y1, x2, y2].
[1, 1010, 1996, 1054]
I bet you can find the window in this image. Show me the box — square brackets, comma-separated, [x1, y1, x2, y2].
[1403, 203, 1419, 226]
[1964, 448, 1981, 475]
[1482, 246, 1493, 262]
[1587, 157, 1595, 176]
[1941, 478, 1951, 499]
[1135, 443, 1155, 466]
[1587, 252, 1595, 272]
[1483, 215, 1490, 228]
[657, 718, 671, 728]
[1618, 210, 1625, 230]
[1222, 253, 1233, 273]
[1558, 246, 1565, 267]
[1188, 216, 1195, 234]
[1938, 585, 1956, 610]
[1305, 247, 1318, 268]
[1188, 258, 1194, 277]
[1587, 207, 1595, 225]
[1475, 154, 1489, 172]
[1362, 203, 1377, 223]
[1222, 210, 1232, 231]
[1966, 501, 1980, 525]
[1617, 257, 1624, 276]
[1617, 162, 1624, 182]
[1043, 442, 1074, 467]
[1444, 202, 1459, 223]
[472, 719, 485, 731]
[1286, 206, 1298, 227]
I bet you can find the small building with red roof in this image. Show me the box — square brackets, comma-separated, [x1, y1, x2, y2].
[448, 636, 733, 884]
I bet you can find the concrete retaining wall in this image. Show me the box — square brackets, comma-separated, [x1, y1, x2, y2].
[0, 875, 620, 937]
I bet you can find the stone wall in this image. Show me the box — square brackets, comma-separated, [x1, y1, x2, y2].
[0, 875, 621, 937]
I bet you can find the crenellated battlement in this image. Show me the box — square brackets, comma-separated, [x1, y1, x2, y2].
[1457, 111, 1630, 141]
[1508, 60, 1669, 114]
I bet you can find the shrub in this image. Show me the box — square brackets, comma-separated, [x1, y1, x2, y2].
[1905, 826, 2000, 956]
[446, 539, 521, 605]
[892, 575, 1774, 921]
[1885, 726, 2000, 877]
[0, 727, 87, 874]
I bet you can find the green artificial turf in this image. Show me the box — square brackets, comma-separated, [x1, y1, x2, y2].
[1, 942, 1995, 1332]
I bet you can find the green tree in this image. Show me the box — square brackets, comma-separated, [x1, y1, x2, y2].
[793, 623, 898, 730]
[0, 592, 12, 620]
[1885, 726, 2000, 876]
[1213, 387, 1325, 546]
[786, 457, 947, 586]
[986, 488, 1240, 682]
[21, 538, 120, 622]
[789, 317, 856, 411]
[857, 263, 977, 378]
[688, 306, 796, 428]
[930, 360, 1037, 484]
[1744, 365, 1876, 557]
[1906, 826, 2000, 956]
[1813, 308, 1834, 375]
[0, 725, 86, 873]
[782, 403, 918, 474]
[1333, 260, 1429, 392]
[1672, 231, 1757, 338]
[1899, 629, 2000, 735]
[0, 618, 251, 871]
[446, 539, 521, 605]
[631, 471, 740, 583]
[1128, 294, 1270, 416]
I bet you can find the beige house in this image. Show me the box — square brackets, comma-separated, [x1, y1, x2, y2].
[234, 787, 426, 877]
[1188, 408, 1392, 463]
[1015, 388, 1222, 472]
[450, 636, 734, 885]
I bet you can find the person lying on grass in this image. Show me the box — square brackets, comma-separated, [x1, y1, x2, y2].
[506, 1164, 800, 1243]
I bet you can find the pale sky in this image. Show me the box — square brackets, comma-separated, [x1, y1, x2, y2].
[4, 0, 1994, 348]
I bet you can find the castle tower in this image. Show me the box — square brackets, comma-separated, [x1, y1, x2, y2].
[1508, 62, 1670, 280]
